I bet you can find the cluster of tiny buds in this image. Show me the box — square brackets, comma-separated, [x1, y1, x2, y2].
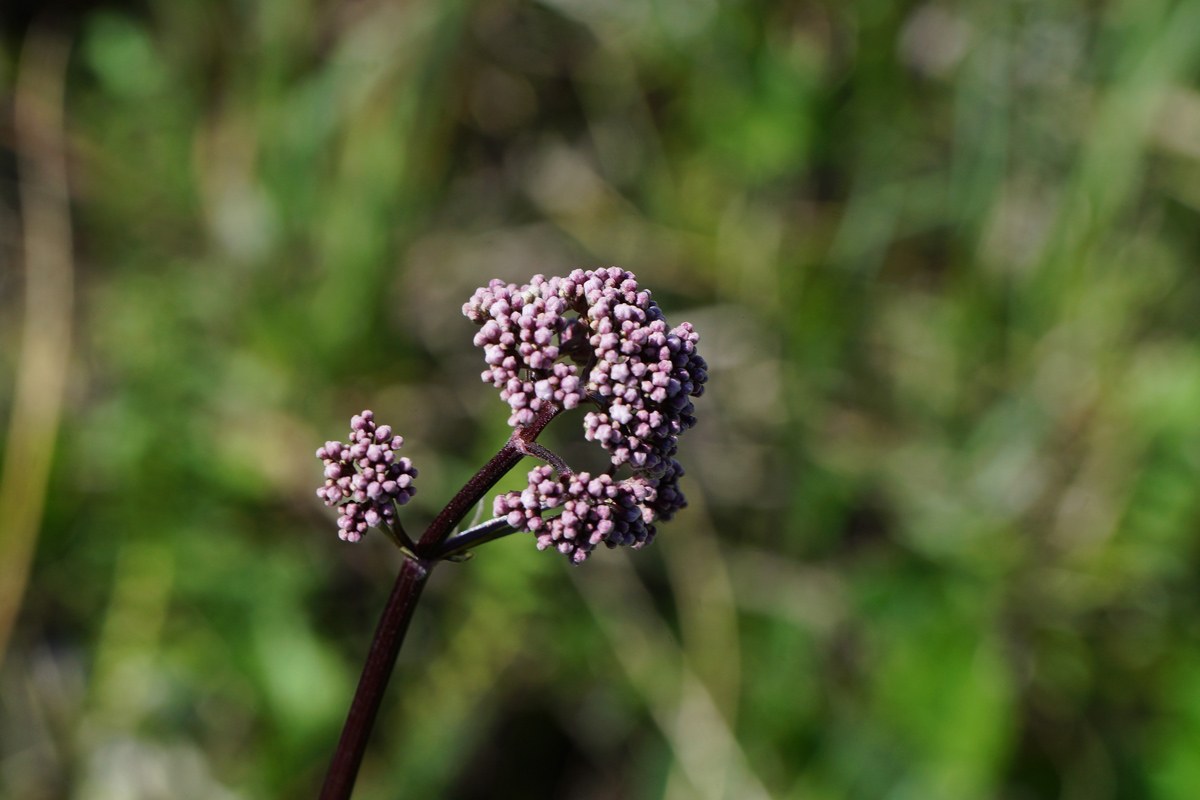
[495, 465, 657, 564]
[316, 411, 417, 542]
[464, 268, 707, 477]
[494, 458, 691, 563]
[466, 267, 706, 562]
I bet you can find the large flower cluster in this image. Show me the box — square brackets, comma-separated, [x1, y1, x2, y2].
[316, 411, 417, 542]
[469, 268, 707, 562]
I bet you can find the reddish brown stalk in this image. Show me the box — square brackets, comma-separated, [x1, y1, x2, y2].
[416, 402, 560, 553]
[317, 556, 428, 800]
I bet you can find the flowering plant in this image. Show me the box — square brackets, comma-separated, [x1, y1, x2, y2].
[316, 269, 706, 799]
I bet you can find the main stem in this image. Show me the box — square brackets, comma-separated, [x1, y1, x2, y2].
[319, 403, 561, 800]
[318, 556, 428, 800]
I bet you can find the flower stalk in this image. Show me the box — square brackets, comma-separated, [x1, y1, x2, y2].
[318, 556, 428, 800]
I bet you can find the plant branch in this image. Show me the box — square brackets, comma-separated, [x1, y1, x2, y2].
[435, 516, 518, 560]
[390, 509, 417, 552]
[415, 401, 560, 555]
[318, 556, 430, 800]
[513, 439, 573, 476]
[319, 400, 561, 800]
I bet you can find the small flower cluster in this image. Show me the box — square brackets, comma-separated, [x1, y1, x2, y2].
[316, 411, 417, 542]
[495, 458, 692, 563]
[473, 268, 706, 563]
[495, 465, 658, 564]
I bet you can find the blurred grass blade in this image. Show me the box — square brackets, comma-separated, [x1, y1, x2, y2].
[0, 30, 74, 668]
[660, 492, 741, 724]
[573, 552, 773, 800]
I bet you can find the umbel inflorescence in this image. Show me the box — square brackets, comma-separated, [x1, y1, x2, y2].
[465, 267, 706, 563]
[316, 267, 706, 563]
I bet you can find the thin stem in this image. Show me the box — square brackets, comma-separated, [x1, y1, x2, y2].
[415, 401, 560, 554]
[318, 556, 430, 800]
[514, 439, 573, 476]
[319, 400, 562, 799]
[390, 509, 417, 552]
[435, 517, 518, 560]
[376, 520, 403, 551]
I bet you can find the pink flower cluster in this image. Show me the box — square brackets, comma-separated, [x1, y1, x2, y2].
[471, 268, 707, 563]
[316, 411, 417, 542]
[495, 465, 658, 564]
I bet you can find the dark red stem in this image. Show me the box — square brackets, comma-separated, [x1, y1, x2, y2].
[416, 402, 561, 553]
[318, 556, 428, 800]
[318, 402, 561, 800]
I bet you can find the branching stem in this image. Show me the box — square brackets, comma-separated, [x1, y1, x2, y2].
[435, 516, 518, 560]
[318, 401, 562, 800]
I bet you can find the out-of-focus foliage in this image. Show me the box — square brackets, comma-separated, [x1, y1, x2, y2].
[2, 0, 1200, 797]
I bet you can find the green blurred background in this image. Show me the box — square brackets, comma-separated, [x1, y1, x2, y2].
[3, 0, 1200, 797]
